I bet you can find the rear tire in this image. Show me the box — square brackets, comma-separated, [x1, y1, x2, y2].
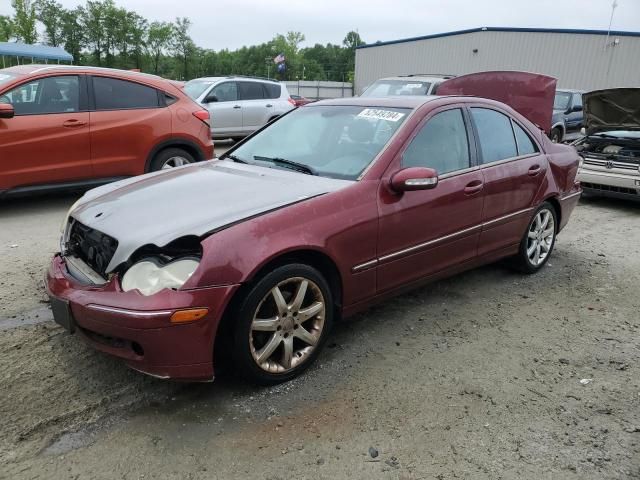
[149, 147, 195, 172]
[232, 264, 334, 385]
[512, 202, 558, 274]
[550, 128, 562, 143]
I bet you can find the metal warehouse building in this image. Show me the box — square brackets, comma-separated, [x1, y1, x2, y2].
[354, 27, 640, 94]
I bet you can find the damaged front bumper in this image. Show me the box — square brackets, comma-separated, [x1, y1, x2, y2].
[45, 254, 240, 381]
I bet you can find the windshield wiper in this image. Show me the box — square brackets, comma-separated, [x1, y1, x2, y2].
[225, 153, 248, 164]
[253, 155, 317, 175]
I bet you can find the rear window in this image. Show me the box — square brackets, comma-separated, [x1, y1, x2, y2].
[362, 79, 432, 97]
[263, 82, 281, 99]
[93, 77, 160, 110]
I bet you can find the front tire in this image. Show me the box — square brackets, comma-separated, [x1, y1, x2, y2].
[149, 147, 195, 172]
[232, 264, 334, 385]
[513, 202, 558, 274]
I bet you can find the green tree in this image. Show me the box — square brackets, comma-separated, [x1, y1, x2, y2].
[172, 17, 195, 79]
[11, 0, 37, 44]
[34, 0, 64, 46]
[0, 15, 13, 42]
[60, 7, 84, 62]
[146, 21, 174, 74]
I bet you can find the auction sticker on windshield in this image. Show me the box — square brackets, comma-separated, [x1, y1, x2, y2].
[358, 109, 405, 122]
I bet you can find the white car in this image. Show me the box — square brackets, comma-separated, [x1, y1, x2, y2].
[184, 76, 295, 140]
[360, 74, 454, 97]
[575, 88, 640, 202]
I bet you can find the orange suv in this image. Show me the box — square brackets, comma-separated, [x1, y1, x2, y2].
[0, 65, 214, 197]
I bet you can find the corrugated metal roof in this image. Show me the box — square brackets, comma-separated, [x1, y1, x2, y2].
[0, 42, 73, 61]
[357, 26, 640, 49]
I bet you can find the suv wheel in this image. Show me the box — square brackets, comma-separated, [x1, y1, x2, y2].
[150, 148, 195, 171]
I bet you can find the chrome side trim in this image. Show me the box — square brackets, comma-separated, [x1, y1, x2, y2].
[351, 259, 379, 273]
[378, 224, 482, 263]
[482, 207, 534, 229]
[86, 304, 173, 317]
[560, 191, 582, 202]
[478, 153, 540, 170]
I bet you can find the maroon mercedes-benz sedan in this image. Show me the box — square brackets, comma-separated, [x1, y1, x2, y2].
[46, 77, 582, 384]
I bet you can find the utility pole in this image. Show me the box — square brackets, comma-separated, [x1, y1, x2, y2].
[265, 57, 272, 79]
[605, 0, 619, 49]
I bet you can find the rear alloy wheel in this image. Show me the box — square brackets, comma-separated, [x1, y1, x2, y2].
[232, 264, 333, 385]
[150, 148, 195, 172]
[513, 202, 557, 274]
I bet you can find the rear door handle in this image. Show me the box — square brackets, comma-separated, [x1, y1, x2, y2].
[464, 180, 484, 195]
[265, 104, 273, 108]
[528, 165, 541, 176]
[63, 119, 87, 128]
[233, 105, 242, 109]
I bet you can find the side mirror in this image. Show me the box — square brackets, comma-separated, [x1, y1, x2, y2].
[203, 94, 218, 104]
[0, 103, 14, 119]
[390, 167, 438, 193]
[567, 105, 582, 114]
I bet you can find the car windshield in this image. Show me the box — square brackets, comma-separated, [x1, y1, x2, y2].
[554, 91, 572, 110]
[0, 72, 17, 89]
[362, 79, 432, 97]
[228, 105, 411, 180]
[184, 80, 213, 99]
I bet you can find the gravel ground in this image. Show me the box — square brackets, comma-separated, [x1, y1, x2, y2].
[0, 193, 639, 480]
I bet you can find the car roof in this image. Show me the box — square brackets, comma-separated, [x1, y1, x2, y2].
[310, 95, 442, 109]
[188, 75, 281, 84]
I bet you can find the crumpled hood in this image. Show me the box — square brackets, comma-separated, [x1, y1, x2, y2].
[70, 160, 352, 273]
[584, 88, 640, 134]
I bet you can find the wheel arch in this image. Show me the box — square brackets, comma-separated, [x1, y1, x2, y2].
[145, 138, 206, 172]
[542, 195, 562, 227]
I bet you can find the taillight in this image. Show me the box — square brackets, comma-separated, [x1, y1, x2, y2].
[193, 109, 210, 126]
[288, 97, 296, 106]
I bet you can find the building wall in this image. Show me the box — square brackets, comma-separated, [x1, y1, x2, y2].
[355, 30, 640, 94]
[284, 80, 353, 100]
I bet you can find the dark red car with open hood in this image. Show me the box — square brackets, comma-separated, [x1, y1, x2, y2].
[45, 73, 582, 384]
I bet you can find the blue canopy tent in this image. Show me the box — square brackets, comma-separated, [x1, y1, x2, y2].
[0, 42, 73, 67]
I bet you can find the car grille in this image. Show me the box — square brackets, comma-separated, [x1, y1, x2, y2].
[581, 182, 639, 196]
[583, 155, 639, 171]
[67, 221, 118, 278]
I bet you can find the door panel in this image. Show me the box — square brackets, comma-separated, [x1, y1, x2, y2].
[206, 82, 242, 134]
[377, 106, 484, 293]
[238, 82, 270, 130]
[0, 75, 91, 190]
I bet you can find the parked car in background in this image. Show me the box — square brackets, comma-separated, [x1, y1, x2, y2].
[184, 76, 295, 140]
[575, 88, 640, 201]
[360, 74, 455, 97]
[290, 94, 313, 107]
[550, 89, 585, 143]
[0, 65, 213, 197]
[46, 75, 581, 384]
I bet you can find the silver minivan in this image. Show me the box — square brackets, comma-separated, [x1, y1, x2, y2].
[184, 76, 295, 140]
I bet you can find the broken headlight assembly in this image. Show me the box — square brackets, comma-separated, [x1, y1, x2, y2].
[121, 257, 200, 296]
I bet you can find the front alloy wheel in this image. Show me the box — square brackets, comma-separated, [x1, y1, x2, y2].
[233, 264, 333, 384]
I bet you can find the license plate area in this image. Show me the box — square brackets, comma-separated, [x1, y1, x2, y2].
[50, 296, 75, 333]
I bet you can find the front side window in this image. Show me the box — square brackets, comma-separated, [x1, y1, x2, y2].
[362, 79, 432, 97]
[572, 93, 583, 109]
[93, 77, 159, 110]
[0, 75, 79, 115]
[471, 108, 518, 164]
[553, 91, 572, 111]
[230, 105, 409, 180]
[402, 109, 470, 175]
[210, 82, 238, 102]
[239, 82, 265, 100]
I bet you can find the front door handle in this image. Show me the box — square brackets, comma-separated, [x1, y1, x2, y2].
[266, 104, 273, 108]
[528, 165, 541, 176]
[63, 119, 87, 128]
[233, 105, 242, 109]
[464, 180, 484, 195]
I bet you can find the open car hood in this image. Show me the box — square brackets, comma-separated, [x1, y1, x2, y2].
[583, 88, 640, 135]
[437, 71, 557, 133]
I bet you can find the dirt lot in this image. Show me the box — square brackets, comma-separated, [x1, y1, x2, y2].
[1, 192, 639, 480]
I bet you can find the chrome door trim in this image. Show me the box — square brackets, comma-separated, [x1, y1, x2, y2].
[481, 207, 534, 229]
[560, 191, 582, 202]
[351, 259, 379, 273]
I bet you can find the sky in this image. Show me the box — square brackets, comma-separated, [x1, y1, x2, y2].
[1, 0, 639, 51]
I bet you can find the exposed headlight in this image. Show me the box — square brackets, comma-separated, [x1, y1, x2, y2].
[121, 257, 200, 296]
[61, 197, 83, 234]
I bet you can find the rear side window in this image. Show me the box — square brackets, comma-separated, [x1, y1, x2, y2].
[93, 77, 159, 110]
[402, 108, 470, 175]
[239, 82, 265, 100]
[263, 83, 281, 99]
[1, 75, 80, 115]
[513, 122, 538, 156]
[471, 108, 518, 163]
